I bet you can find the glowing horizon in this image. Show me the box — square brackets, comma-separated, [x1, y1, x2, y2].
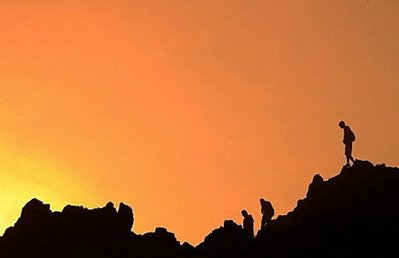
[1, 1, 398, 244]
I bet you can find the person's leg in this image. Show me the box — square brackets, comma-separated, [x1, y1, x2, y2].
[348, 143, 354, 165]
[345, 143, 353, 166]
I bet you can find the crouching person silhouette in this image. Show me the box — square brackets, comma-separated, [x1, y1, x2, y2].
[260, 198, 274, 230]
[241, 209, 254, 239]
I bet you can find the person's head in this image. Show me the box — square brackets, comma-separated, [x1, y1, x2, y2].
[241, 209, 248, 217]
[338, 121, 346, 128]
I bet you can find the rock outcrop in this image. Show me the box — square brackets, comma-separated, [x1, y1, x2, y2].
[197, 220, 251, 258]
[0, 200, 186, 258]
[0, 160, 398, 257]
[254, 160, 399, 257]
[195, 160, 399, 257]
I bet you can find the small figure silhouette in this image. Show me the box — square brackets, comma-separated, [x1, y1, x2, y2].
[339, 121, 356, 167]
[260, 198, 274, 230]
[241, 209, 254, 238]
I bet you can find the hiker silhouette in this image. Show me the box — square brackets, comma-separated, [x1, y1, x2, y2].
[339, 121, 355, 167]
[260, 198, 274, 229]
[241, 209, 254, 238]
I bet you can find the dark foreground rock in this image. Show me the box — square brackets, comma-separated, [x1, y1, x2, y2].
[0, 160, 398, 257]
[253, 160, 399, 257]
[0, 200, 192, 258]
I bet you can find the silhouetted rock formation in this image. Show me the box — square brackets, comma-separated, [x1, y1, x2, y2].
[255, 160, 399, 257]
[197, 220, 252, 258]
[196, 160, 399, 257]
[0, 199, 186, 258]
[0, 160, 398, 257]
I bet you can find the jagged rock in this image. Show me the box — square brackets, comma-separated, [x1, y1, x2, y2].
[133, 227, 182, 258]
[1, 159, 399, 258]
[0, 200, 138, 258]
[197, 220, 252, 258]
[256, 160, 399, 257]
[181, 241, 195, 251]
[118, 202, 134, 232]
[142, 227, 179, 244]
[19, 198, 51, 220]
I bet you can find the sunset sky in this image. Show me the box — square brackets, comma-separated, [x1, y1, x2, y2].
[0, 0, 398, 245]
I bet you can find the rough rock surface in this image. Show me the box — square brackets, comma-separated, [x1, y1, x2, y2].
[1, 160, 398, 257]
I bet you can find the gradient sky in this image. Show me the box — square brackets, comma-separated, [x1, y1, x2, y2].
[0, 0, 398, 245]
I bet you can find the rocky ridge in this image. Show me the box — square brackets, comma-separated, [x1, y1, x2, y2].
[1, 160, 398, 257]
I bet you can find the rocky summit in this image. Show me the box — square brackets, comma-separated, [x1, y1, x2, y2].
[1, 160, 398, 257]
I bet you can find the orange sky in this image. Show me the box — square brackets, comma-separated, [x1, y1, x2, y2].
[0, 0, 398, 245]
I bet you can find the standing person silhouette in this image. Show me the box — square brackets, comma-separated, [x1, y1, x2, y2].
[339, 121, 356, 167]
[260, 198, 274, 230]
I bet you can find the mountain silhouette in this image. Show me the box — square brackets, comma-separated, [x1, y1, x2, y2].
[0, 200, 191, 258]
[1, 160, 398, 257]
